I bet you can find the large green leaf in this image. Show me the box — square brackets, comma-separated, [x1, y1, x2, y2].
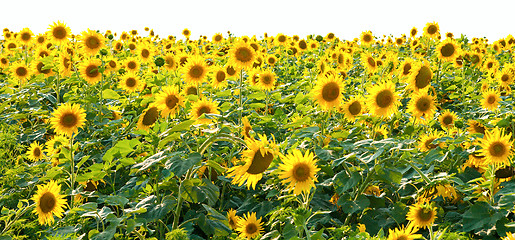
[181, 178, 219, 206]
[165, 152, 202, 177]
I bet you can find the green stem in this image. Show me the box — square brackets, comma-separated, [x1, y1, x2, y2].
[70, 134, 75, 209]
[1, 203, 34, 235]
[405, 160, 432, 184]
[239, 69, 244, 125]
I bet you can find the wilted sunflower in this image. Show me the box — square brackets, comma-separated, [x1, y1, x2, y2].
[366, 81, 401, 118]
[341, 96, 366, 121]
[119, 72, 142, 93]
[418, 130, 444, 152]
[27, 142, 45, 161]
[155, 86, 185, 117]
[181, 55, 209, 84]
[436, 38, 460, 62]
[137, 104, 160, 131]
[50, 103, 86, 137]
[79, 29, 105, 56]
[227, 209, 241, 230]
[226, 134, 278, 189]
[31, 181, 67, 225]
[189, 98, 220, 124]
[10, 61, 31, 81]
[439, 110, 458, 130]
[236, 212, 264, 239]
[312, 74, 344, 110]
[479, 127, 514, 167]
[79, 58, 102, 84]
[387, 223, 422, 240]
[210, 66, 228, 89]
[423, 22, 440, 39]
[257, 69, 276, 91]
[360, 31, 374, 45]
[229, 41, 257, 69]
[481, 89, 500, 111]
[47, 21, 71, 45]
[406, 201, 437, 229]
[408, 61, 432, 92]
[407, 91, 437, 124]
[277, 149, 320, 195]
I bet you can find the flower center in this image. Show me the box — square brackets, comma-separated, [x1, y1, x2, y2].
[189, 65, 204, 79]
[490, 142, 506, 157]
[403, 63, 412, 75]
[246, 223, 257, 234]
[417, 207, 434, 222]
[348, 101, 362, 115]
[85, 65, 99, 78]
[165, 95, 178, 109]
[416, 96, 431, 112]
[427, 25, 437, 35]
[235, 47, 252, 63]
[216, 71, 226, 82]
[141, 49, 150, 58]
[61, 113, 78, 128]
[142, 107, 159, 126]
[126, 77, 136, 88]
[322, 82, 340, 102]
[33, 147, 41, 158]
[16, 67, 27, 77]
[39, 192, 56, 213]
[293, 163, 310, 182]
[441, 43, 455, 57]
[376, 90, 393, 108]
[86, 36, 100, 49]
[415, 66, 431, 89]
[53, 26, 67, 40]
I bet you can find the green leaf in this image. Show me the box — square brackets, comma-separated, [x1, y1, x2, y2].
[333, 171, 361, 194]
[181, 178, 219, 206]
[165, 152, 202, 177]
[196, 204, 231, 236]
[132, 150, 168, 173]
[102, 89, 120, 100]
[158, 132, 181, 149]
[339, 195, 370, 214]
[462, 201, 503, 232]
[103, 139, 140, 162]
[102, 195, 129, 207]
[168, 119, 195, 132]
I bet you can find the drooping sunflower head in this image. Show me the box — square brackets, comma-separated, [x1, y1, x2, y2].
[31, 180, 67, 225]
[479, 127, 514, 167]
[236, 212, 264, 239]
[155, 86, 185, 117]
[241, 116, 253, 139]
[481, 89, 500, 111]
[341, 96, 366, 122]
[407, 91, 437, 124]
[50, 103, 87, 137]
[119, 72, 142, 93]
[189, 98, 220, 124]
[79, 58, 102, 84]
[408, 61, 432, 92]
[366, 81, 401, 118]
[79, 29, 105, 56]
[27, 142, 45, 161]
[277, 149, 320, 195]
[137, 104, 160, 131]
[226, 134, 279, 189]
[181, 55, 209, 85]
[436, 39, 461, 62]
[47, 21, 71, 45]
[312, 74, 344, 111]
[467, 119, 486, 135]
[418, 130, 445, 152]
[229, 41, 257, 69]
[406, 201, 437, 229]
[423, 22, 440, 39]
[227, 209, 241, 230]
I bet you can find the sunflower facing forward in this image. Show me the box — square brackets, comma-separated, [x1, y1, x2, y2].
[79, 29, 105, 56]
[189, 98, 220, 124]
[341, 96, 366, 121]
[50, 103, 87, 137]
[79, 58, 102, 84]
[312, 74, 344, 110]
[366, 81, 401, 118]
[236, 212, 264, 239]
[406, 201, 437, 229]
[181, 55, 209, 85]
[277, 149, 320, 195]
[407, 91, 437, 124]
[47, 21, 71, 45]
[155, 86, 185, 117]
[32, 181, 67, 225]
[229, 41, 257, 69]
[27, 142, 45, 161]
[226, 134, 279, 189]
[436, 38, 460, 62]
[479, 127, 514, 167]
[481, 89, 500, 111]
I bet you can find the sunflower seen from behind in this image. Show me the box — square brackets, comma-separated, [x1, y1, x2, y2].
[479, 127, 514, 167]
[155, 86, 185, 117]
[189, 98, 220, 124]
[27, 142, 45, 161]
[236, 212, 264, 239]
[79, 58, 102, 84]
[226, 134, 278, 189]
[406, 201, 437, 229]
[31, 180, 67, 225]
[277, 149, 320, 195]
[50, 103, 87, 137]
[366, 81, 401, 118]
[312, 74, 344, 111]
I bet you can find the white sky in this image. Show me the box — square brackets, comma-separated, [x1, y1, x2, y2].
[2, 0, 513, 41]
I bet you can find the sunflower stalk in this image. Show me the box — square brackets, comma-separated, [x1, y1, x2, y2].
[405, 160, 432, 184]
[1, 203, 35, 235]
[238, 69, 244, 125]
[69, 134, 76, 209]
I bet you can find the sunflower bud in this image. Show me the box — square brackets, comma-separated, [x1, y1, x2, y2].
[99, 49, 108, 56]
[154, 56, 165, 67]
[107, 34, 114, 40]
[315, 35, 323, 42]
[306, 63, 315, 69]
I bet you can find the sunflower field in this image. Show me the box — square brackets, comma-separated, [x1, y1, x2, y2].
[1, 21, 515, 240]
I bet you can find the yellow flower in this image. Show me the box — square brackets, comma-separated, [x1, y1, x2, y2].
[312, 74, 344, 110]
[479, 127, 514, 167]
[481, 89, 500, 111]
[181, 55, 209, 85]
[79, 29, 105, 56]
[406, 201, 437, 229]
[50, 103, 87, 137]
[257, 69, 276, 91]
[32, 181, 67, 225]
[387, 223, 422, 240]
[154, 86, 185, 117]
[407, 91, 437, 124]
[423, 22, 440, 39]
[227, 209, 241, 230]
[229, 41, 257, 69]
[47, 21, 71, 45]
[236, 212, 264, 239]
[277, 149, 320, 195]
[189, 98, 220, 125]
[79, 58, 102, 84]
[27, 142, 45, 161]
[137, 105, 160, 131]
[366, 81, 401, 118]
[341, 96, 366, 121]
[119, 72, 142, 93]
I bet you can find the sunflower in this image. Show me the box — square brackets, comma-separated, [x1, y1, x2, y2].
[406, 201, 437, 229]
[481, 89, 500, 111]
[27, 142, 45, 161]
[236, 212, 264, 239]
[341, 96, 366, 121]
[436, 38, 460, 62]
[478, 127, 514, 167]
[439, 110, 458, 130]
[18, 27, 33, 45]
[312, 74, 344, 110]
[10, 61, 31, 81]
[32, 58, 54, 78]
[163, 53, 177, 71]
[482, 58, 499, 74]
[467, 119, 486, 135]
[408, 61, 432, 92]
[182, 28, 191, 38]
[277, 149, 320, 195]
[0, 54, 9, 69]
[78, 58, 102, 84]
[104, 56, 120, 74]
[360, 31, 374, 45]
[45, 135, 68, 166]
[189, 98, 220, 124]
[4, 39, 18, 52]
[257, 69, 276, 91]
[47, 21, 71, 45]
[212, 33, 224, 43]
[407, 91, 437, 124]
[226, 134, 278, 189]
[423, 22, 440, 39]
[361, 52, 377, 73]
[497, 68, 514, 88]
[124, 57, 141, 73]
[227, 209, 241, 230]
[229, 41, 257, 69]
[418, 130, 444, 152]
[398, 58, 415, 79]
[502, 233, 515, 240]
[181, 55, 209, 84]
[410, 27, 418, 38]
[58, 52, 73, 77]
[210, 66, 228, 89]
[119, 72, 142, 93]
[31, 181, 67, 225]
[155, 86, 185, 117]
[241, 116, 253, 139]
[50, 103, 86, 137]
[137, 42, 154, 63]
[366, 81, 401, 118]
[387, 223, 422, 240]
[266, 55, 278, 66]
[79, 29, 105, 56]
[137, 105, 160, 131]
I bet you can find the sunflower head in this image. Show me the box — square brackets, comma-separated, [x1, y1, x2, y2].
[277, 149, 320, 195]
[479, 127, 514, 167]
[257, 69, 276, 91]
[360, 31, 374, 45]
[312, 74, 344, 110]
[155, 86, 185, 117]
[50, 103, 87, 137]
[31, 181, 67, 225]
[366, 81, 400, 118]
[481, 89, 500, 111]
[418, 130, 445, 152]
[189, 98, 220, 124]
[406, 201, 437, 229]
[227, 209, 241, 230]
[236, 212, 264, 239]
[436, 39, 461, 62]
[27, 142, 45, 161]
[341, 96, 366, 121]
[10, 61, 31, 81]
[387, 223, 422, 240]
[407, 91, 437, 124]
[408, 61, 432, 92]
[137, 105, 160, 131]
[80, 29, 105, 56]
[79, 58, 102, 84]
[423, 22, 440, 39]
[229, 41, 257, 69]
[439, 110, 458, 130]
[47, 21, 71, 45]
[181, 55, 209, 84]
